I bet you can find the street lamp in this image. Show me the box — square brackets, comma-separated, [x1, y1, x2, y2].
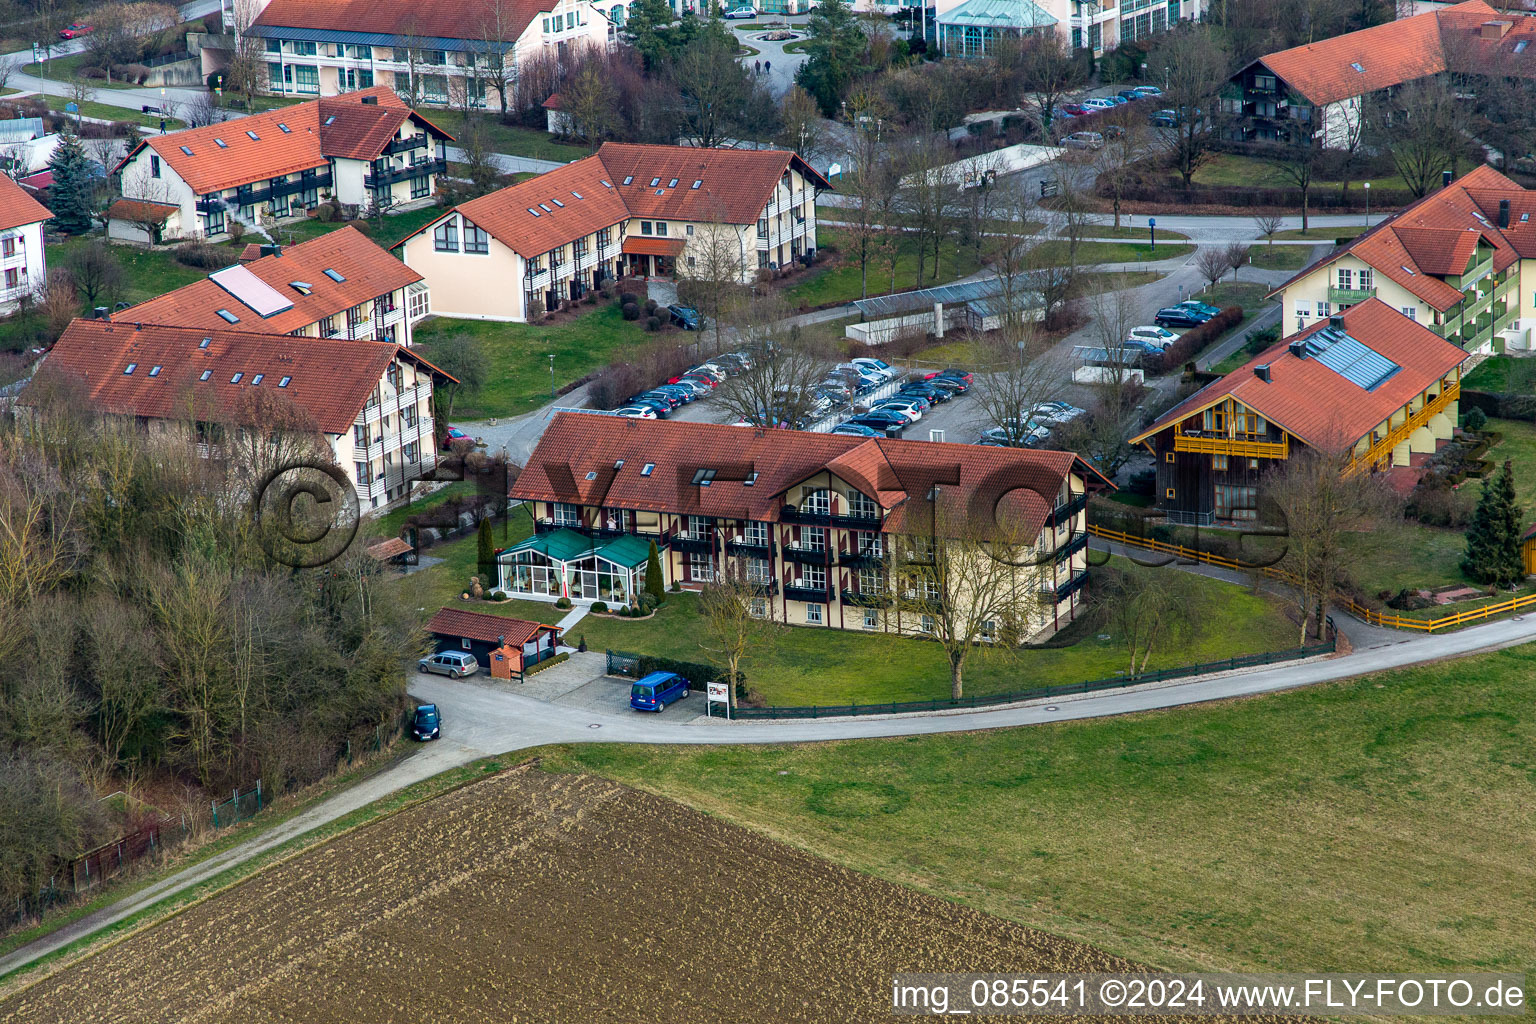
[159, 87, 166, 133]
[1363, 181, 1371, 228]
[1149, 216, 1156, 249]
[547, 354, 555, 398]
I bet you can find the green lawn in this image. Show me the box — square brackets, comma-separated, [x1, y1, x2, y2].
[412, 302, 647, 419]
[1074, 224, 1189, 241]
[543, 641, 1536, 977]
[1194, 153, 1410, 192]
[431, 111, 593, 163]
[45, 95, 183, 130]
[1272, 225, 1366, 241]
[25, 54, 141, 89]
[785, 227, 987, 308]
[1461, 354, 1536, 393]
[1194, 280, 1270, 310]
[273, 204, 447, 250]
[1244, 243, 1312, 271]
[50, 235, 211, 305]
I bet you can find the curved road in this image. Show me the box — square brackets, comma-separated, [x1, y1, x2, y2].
[4, 600, 1535, 981]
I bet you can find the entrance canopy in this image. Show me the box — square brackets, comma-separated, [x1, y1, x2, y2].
[622, 236, 686, 257]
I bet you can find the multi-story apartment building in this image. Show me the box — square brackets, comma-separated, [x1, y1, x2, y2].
[504, 415, 1108, 639]
[33, 319, 454, 509]
[1222, 0, 1529, 149]
[248, 0, 617, 110]
[119, 226, 428, 347]
[0, 174, 50, 315]
[1270, 166, 1536, 355]
[109, 87, 452, 240]
[396, 143, 828, 322]
[925, 0, 1195, 58]
[1130, 300, 1466, 526]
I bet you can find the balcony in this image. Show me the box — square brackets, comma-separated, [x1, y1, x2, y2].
[357, 383, 430, 424]
[1052, 531, 1089, 564]
[783, 584, 828, 603]
[1173, 432, 1290, 459]
[841, 589, 891, 608]
[670, 533, 714, 554]
[831, 511, 881, 529]
[383, 134, 429, 156]
[1452, 254, 1494, 289]
[1044, 492, 1088, 529]
[778, 505, 830, 526]
[782, 544, 830, 565]
[726, 538, 773, 557]
[1045, 570, 1090, 603]
[364, 158, 447, 189]
[1496, 306, 1519, 333]
[838, 547, 884, 568]
[1326, 285, 1376, 305]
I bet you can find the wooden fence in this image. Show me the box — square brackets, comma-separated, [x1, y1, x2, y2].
[1087, 524, 1536, 633]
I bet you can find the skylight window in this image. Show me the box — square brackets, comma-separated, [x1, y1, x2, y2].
[149, 365, 161, 377]
[622, 176, 633, 185]
[1517, 40, 1530, 54]
[200, 369, 212, 381]
[650, 177, 660, 187]
[571, 191, 584, 199]
[691, 179, 702, 189]
[539, 203, 552, 212]
[325, 115, 336, 125]
[323, 268, 345, 282]
[744, 471, 758, 486]
[200, 336, 211, 348]
[291, 281, 312, 295]
[1401, 265, 1417, 275]
[641, 462, 655, 476]
[1523, 213, 1530, 222]
[613, 459, 625, 469]
[655, 189, 664, 195]
[216, 309, 239, 323]
[279, 376, 292, 387]
[551, 198, 564, 207]
[124, 363, 137, 374]
[278, 122, 290, 133]
[668, 178, 678, 188]
[231, 372, 243, 383]
[585, 471, 597, 480]
[180, 145, 193, 156]
[246, 130, 260, 140]
[1350, 61, 1364, 72]
[600, 179, 612, 188]
[251, 373, 263, 385]
[527, 207, 541, 217]
[214, 138, 227, 148]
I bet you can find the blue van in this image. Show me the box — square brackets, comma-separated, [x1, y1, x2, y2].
[630, 671, 690, 712]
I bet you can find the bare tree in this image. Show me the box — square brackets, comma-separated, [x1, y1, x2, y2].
[1092, 106, 1146, 229]
[713, 296, 837, 429]
[1195, 245, 1231, 289]
[696, 560, 774, 704]
[677, 206, 748, 353]
[897, 136, 962, 287]
[842, 93, 896, 299]
[1017, 32, 1082, 138]
[1376, 77, 1467, 197]
[1150, 28, 1232, 187]
[1098, 560, 1210, 675]
[1224, 241, 1249, 282]
[560, 59, 619, 142]
[1267, 134, 1320, 231]
[970, 331, 1068, 447]
[67, 239, 125, 308]
[0, 55, 23, 95]
[777, 85, 824, 156]
[181, 90, 222, 129]
[116, 181, 179, 247]
[1253, 212, 1283, 245]
[223, 0, 269, 104]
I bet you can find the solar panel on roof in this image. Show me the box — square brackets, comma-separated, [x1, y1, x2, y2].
[210, 264, 296, 318]
[1297, 325, 1401, 391]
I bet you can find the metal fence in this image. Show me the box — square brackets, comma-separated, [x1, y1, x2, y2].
[730, 629, 1335, 720]
[211, 781, 263, 830]
[607, 649, 640, 677]
[68, 818, 183, 892]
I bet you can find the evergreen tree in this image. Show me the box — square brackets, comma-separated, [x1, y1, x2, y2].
[794, 0, 871, 116]
[476, 518, 494, 579]
[645, 539, 665, 604]
[48, 129, 98, 235]
[1461, 460, 1524, 587]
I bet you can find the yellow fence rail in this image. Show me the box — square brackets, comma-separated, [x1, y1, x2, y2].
[1087, 523, 1536, 633]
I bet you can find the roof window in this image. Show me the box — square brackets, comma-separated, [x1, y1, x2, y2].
[655, 189, 664, 195]
[600, 179, 612, 188]
[668, 178, 678, 188]
[641, 462, 655, 476]
[622, 176, 633, 185]
[214, 138, 227, 148]
[278, 122, 290, 133]
[230, 372, 243, 383]
[650, 178, 660, 187]
[527, 207, 541, 217]
[199, 336, 211, 348]
[585, 471, 597, 480]
[252, 373, 263, 385]
[539, 203, 552, 212]
[149, 365, 161, 376]
[744, 471, 758, 486]
[551, 198, 564, 207]
[325, 115, 336, 125]
[1517, 39, 1530, 53]
[691, 179, 702, 189]
[291, 281, 312, 295]
[1350, 62, 1364, 72]
[1401, 265, 1416, 275]
[246, 130, 260, 140]
[613, 459, 625, 469]
[1523, 213, 1530, 222]
[179, 145, 193, 156]
[571, 190, 584, 199]
[124, 363, 137, 374]
[279, 376, 292, 387]
[200, 369, 212, 381]
[691, 468, 717, 486]
[323, 268, 345, 282]
[216, 309, 239, 323]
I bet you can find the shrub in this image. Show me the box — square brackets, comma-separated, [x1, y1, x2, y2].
[588, 361, 644, 410]
[644, 298, 658, 313]
[555, 596, 572, 609]
[1464, 406, 1488, 431]
[634, 653, 738, 690]
[523, 651, 570, 676]
[490, 590, 508, 601]
[591, 601, 608, 613]
[173, 241, 239, 269]
[1155, 307, 1244, 372]
[121, 64, 151, 84]
[645, 315, 661, 331]
[669, 579, 682, 592]
[81, 66, 108, 80]
[621, 303, 640, 321]
[1386, 588, 1435, 611]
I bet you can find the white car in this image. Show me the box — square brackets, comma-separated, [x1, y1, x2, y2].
[849, 356, 895, 380]
[1128, 325, 1179, 348]
[614, 405, 658, 419]
[878, 398, 924, 422]
[723, 5, 757, 16]
[1081, 97, 1116, 111]
[1029, 401, 1086, 425]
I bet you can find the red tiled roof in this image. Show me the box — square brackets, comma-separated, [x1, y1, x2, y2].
[513, 414, 1110, 540]
[0, 171, 52, 230]
[119, 226, 422, 336]
[621, 236, 686, 257]
[398, 144, 832, 258]
[1131, 299, 1467, 453]
[32, 319, 453, 435]
[106, 198, 178, 224]
[367, 536, 413, 558]
[425, 608, 557, 645]
[118, 88, 450, 196]
[543, 93, 565, 111]
[254, 0, 557, 43]
[1269, 164, 1526, 312]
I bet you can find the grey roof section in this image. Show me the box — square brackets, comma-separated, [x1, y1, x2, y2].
[851, 276, 1041, 319]
[1291, 323, 1401, 391]
[935, 0, 1056, 29]
[0, 118, 44, 145]
[965, 292, 1045, 318]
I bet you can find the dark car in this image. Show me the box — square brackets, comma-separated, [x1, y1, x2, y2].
[831, 422, 883, 437]
[924, 374, 971, 394]
[1149, 109, 1181, 127]
[847, 410, 911, 431]
[668, 304, 704, 330]
[626, 396, 672, 417]
[651, 384, 698, 403]
[898, 382, 951, 404]
[633, 390, 681, 409]
[1154, 306, 1209, 328]
[1117, 88, 1144, 102]
[630, 670, 689, 712]
[411, 704, 441, 742]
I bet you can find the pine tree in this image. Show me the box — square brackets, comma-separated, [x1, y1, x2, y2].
[48, 129, 98, 235]
[645, 539, 665, 605]
[476, 518, 494, 578]
[1461, 460, 1524, 587]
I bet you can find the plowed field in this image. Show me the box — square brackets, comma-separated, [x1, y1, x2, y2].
[1, 765, 1213, 1023]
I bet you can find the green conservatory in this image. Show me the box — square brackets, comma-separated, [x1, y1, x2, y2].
[936, 0, 1055, 58]
[497, 528, 651, 605]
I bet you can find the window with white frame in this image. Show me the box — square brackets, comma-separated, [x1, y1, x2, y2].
[1337, 268, 1353, 290]
[1403, 307, 1417, 321]
[853, 530, 882, 558]
[687, 515, 711, 539]
[1316, 300, 1330, 317]
[750, 597, 767, 618]
[981, 619, 998, 642]
[800, 526, 825, 551]
[552, 502, 581, 526]
[862, 607, 878, 630]
[746, 557, 772, 583]
[800, 564, 826, 589]
[434, 219, 458, 252]
[688, 551, 715, 581]
[742, 520, 769, 546]
[846, 491, 879, 519]
[1359, 268, 1373, 290]
[857, 567, 883, 594]
[805, 602, 824, 624]
[919, 614, 936, 634]
[802, 488, 830, 515]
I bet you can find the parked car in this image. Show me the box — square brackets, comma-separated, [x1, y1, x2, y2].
[846, 412, 908, 434]
[1122, 339, 1166, 357]
[1178, 299, 1222, 318]
[831, 422, 883, 437]
[1029, 401, 1086, 425]
[1051, 107, 1076, 123]
[1117, 88, 1144, 102]
[59, 22, 93, 38]
[848, 356, 895, 380]
[1134, 85, 1163, 97]
[614, 405, 658, 419]
[410, 704, 441, 742]
[898, 381, 951, 404]
[723, 4, 757, 16]
[630, 670, 690, 712]
[658, 381, 705, 400]
[1082, 97, 1116, 111]
[1154, 306, 1210, 328]
[878, 398, 926, 422]
[1060, 102, 1089, 116]
[1129, 325, 1179, 347]
[980, 425, 1049, 447]
[933, 367, 973, 385]
[442, 426, 473, 447]
[1149, 109, 1181, 127]
[1102, 124, 1126, 139]
[634, 389, 682, 409]
[667, 304, 704, 330]
[1105, 94, 1129, 105]
[675, 373, 718, 390]
[418, 651, 480, 679]
[1059, 131, 1105, 150]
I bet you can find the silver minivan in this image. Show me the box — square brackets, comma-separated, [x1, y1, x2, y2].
[418, 650, 481, 678]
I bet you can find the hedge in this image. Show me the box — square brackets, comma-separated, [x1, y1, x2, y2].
[1103, 179, 1417, 211]
[1155, 306, 1244, 372]
[635, 654, 736, 689]
[523, 652, 570, 676]
[1460, 389, 1536, 423]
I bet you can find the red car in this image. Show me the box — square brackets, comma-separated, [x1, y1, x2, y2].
[59, 23, 94, 38]
[1059, 102, 1089, 117]
[442, 427, 472, 447]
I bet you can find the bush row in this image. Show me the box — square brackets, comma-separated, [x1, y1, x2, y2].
[634, 654, 734, 689]
[1155, 306, 1243, 373]
[1103, 178, 1418, 212]
[523, 652, 570, 676]
[1461, 389, 1536, 423]
[173, 240, 240, 270]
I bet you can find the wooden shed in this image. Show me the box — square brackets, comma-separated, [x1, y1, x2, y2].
[1523, 523, 1536, 577]
[425, 608, 562, 681]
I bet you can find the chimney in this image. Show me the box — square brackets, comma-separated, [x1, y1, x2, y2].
[361, 95, 378, 105]
[94, 306, 109, 320]
[1254, 363, 1272, 383]
[1289, 338, 1309, 359]
[1499, 198, 1510, 228]
[1443, 170, 1453, 188]
[260, 243, 281, 257]
[1328, 314, 1345, 328]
